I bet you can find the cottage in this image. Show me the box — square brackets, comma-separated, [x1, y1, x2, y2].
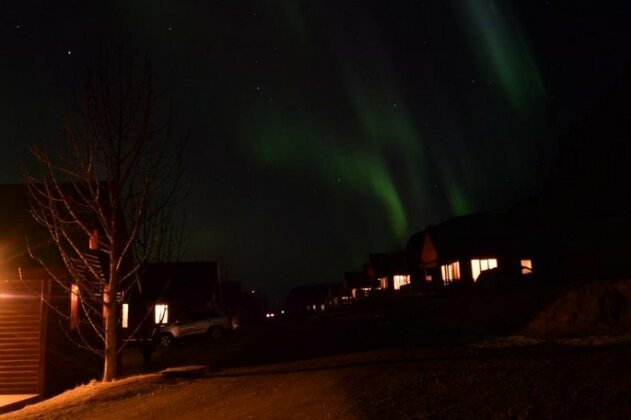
[286, 283, 343, 314]
[421, 213, 534, 287]
[366, 252, 412, 291]
[0, 184, 101, 402]
[342, 271, 377, 299]
[121, 262, 222, 341]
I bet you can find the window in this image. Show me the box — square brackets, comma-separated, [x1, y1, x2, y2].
[70, 284, 79, 330]
[154, 304, 169, 324]
[441, 262, 461, 284]
[89, 229, 100, 250]
[122, 304, 129, 329]
[393, 275, 411, 290]
[521, 259, 533, 274]
[379, 277, 388, 290]
[470, 258, 498, 282]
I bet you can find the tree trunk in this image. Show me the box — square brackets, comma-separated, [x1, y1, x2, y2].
[102, 287, 118, 381]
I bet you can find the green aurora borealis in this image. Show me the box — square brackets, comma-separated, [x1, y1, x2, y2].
[242, 0, 545, 242]
[2, 0, 630, 300]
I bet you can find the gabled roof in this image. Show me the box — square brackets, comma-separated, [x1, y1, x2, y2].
[368, 251, 409, 277]
[343, 271, 369, 289]
[406, 230, 425, 252]
[422, 212, 520, 264]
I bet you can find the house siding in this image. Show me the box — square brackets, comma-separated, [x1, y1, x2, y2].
[0, 277, 44, 394]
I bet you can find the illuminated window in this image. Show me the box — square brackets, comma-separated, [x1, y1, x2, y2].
[70, 284, 79, 330]
[425, 274, 432, 282]
[379, 277, 388, 290]
[471, 258, 498, 282]
[393, 275, 411, 290]
[521, 259, 533, 274]
[122, 304, 129, 329]
[154, 304, 169, 324]
[89, 229, 99, 250]
[441, 262, 461, 284]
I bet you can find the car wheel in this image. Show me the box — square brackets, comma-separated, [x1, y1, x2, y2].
[159, 333, 174, 347]
[207, 326, 223, 340]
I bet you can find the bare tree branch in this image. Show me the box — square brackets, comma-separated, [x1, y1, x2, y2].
[25, 50, 185, 381]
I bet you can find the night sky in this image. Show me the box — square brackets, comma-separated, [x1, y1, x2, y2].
[1, 1, 630, 302]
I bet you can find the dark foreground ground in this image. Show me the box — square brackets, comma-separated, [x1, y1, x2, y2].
[5, 339, 631, 419]
[7, 283, 631, 419]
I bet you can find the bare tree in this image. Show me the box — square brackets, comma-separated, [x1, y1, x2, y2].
[25, 53, 184, 381]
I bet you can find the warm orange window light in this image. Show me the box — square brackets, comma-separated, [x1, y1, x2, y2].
[89, 229, 99, 250]
[122, 304, 129, 329]
[471, 258, 498, 282]
[154, 304, 169, 324]
[379, 277, 388, 290]
[70, 284, 79, 329]
[393, 275, 411, 290]
[441, 261, 460, 284]
[521, 259, 533, 274]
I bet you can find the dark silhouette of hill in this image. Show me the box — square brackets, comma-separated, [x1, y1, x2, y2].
[553, 66, 631, 214]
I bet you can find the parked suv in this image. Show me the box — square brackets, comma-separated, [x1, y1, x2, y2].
[155, 309, 232, 346]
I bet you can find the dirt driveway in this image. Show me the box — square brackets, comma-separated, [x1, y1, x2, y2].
[6, 342, 631, 419]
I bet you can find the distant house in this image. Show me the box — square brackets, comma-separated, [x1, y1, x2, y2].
[121, 262, 222, 341]
[343, 270, 379, 299]
[366, 252, 412, 291]
[286, 283, 343, 314]
[421, 213, 535, 287]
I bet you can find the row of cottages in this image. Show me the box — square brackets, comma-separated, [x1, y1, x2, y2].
[419, 213, 535, 287]
[286, 283, 345, 315]
[342, 252, 414, 299]
[0, 184, 229, 400]
[342, 212, 537, 299]
[345, 206, 631, 299]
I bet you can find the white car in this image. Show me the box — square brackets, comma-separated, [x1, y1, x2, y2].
[156, 309, 232, 346]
